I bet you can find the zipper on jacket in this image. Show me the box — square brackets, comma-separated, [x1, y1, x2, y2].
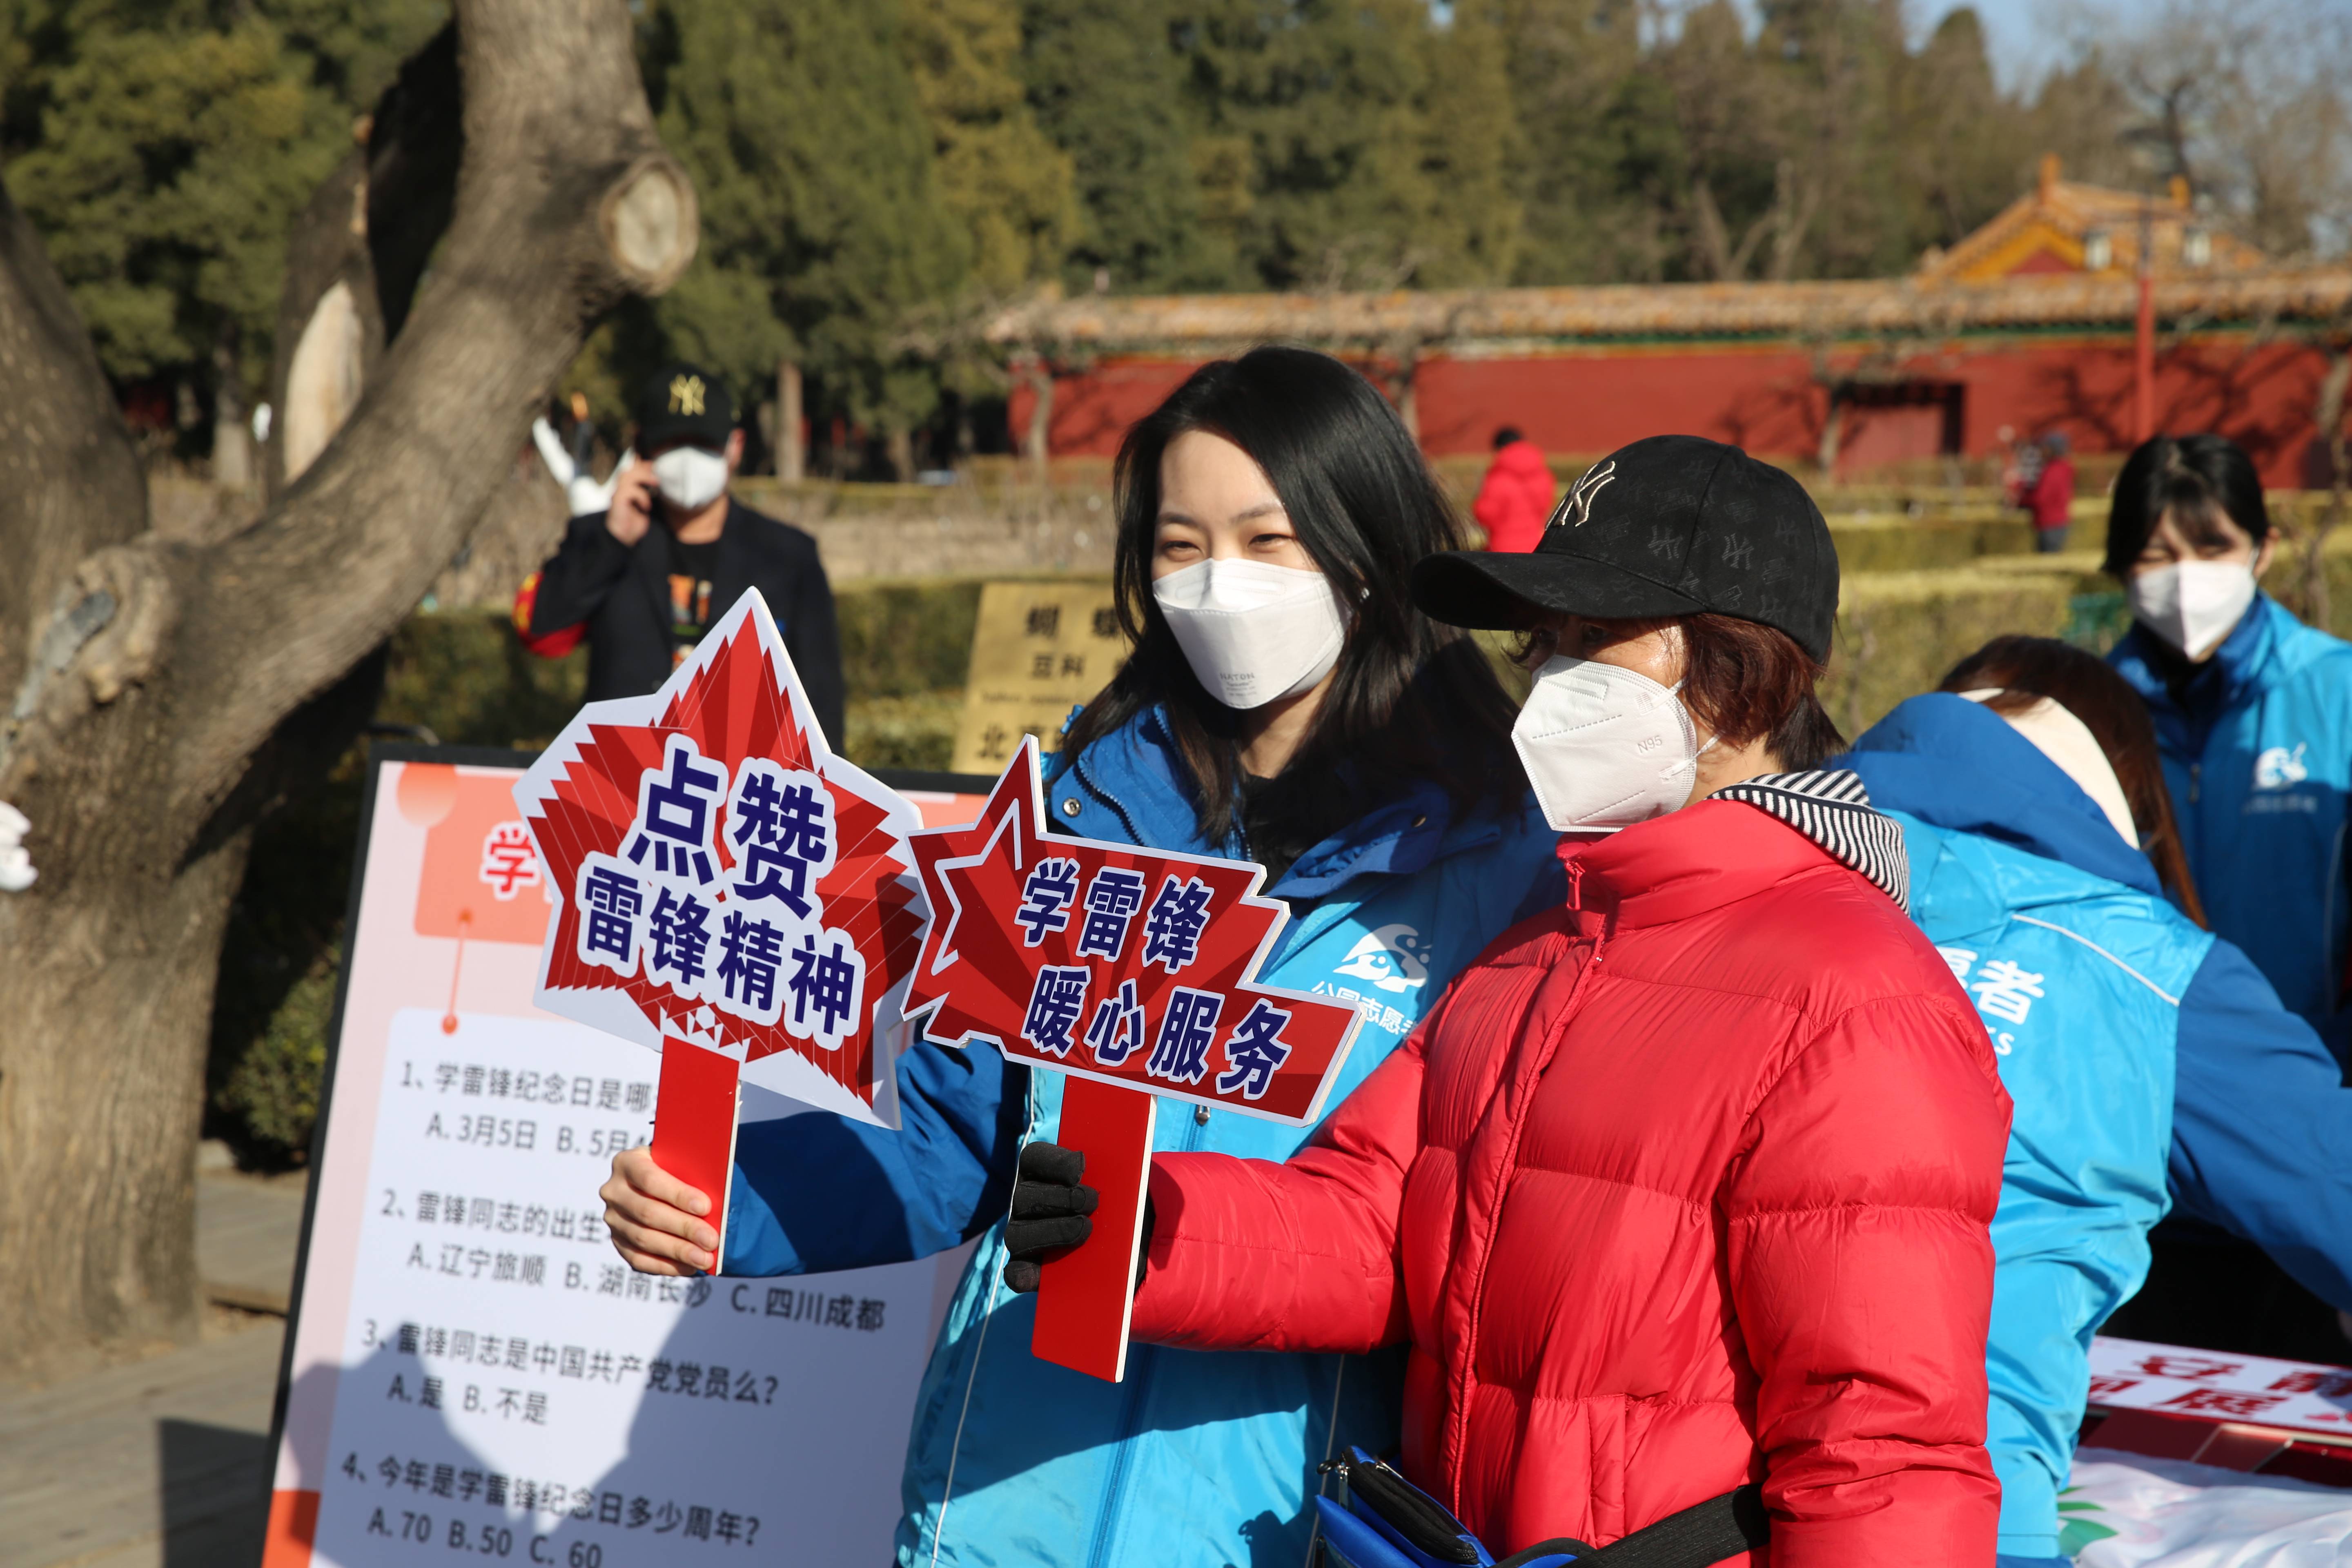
[2189, 761, 2201, 805]
[1442, 936, 1609, 1511]
[1082, 1090, 1214, 1568]
[1066, 748, 1153, 850]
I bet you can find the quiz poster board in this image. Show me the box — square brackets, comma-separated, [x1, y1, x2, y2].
[264, 746, 991, 1568]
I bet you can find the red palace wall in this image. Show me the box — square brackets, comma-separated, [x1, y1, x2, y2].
[1014, 336, 2340, 488]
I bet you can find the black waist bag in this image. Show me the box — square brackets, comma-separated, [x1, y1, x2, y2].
[1315, 1448, 1769, 1568]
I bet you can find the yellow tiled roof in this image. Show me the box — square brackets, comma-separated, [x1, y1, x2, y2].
[1915, 158, 2267, 282]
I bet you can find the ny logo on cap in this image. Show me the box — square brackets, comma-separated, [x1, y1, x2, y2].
[1550, 459, 1616, 529]
[669, 374, 707, 416]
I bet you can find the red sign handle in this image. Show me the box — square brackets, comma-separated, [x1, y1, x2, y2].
[650, 1041, 742, 1271]
[1031, 1077, 1157, 1382]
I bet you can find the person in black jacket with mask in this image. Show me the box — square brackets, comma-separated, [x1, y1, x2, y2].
[520, 363, 846, 740]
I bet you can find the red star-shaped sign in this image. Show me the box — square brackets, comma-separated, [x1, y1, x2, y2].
[904, 739, 1360, 1125]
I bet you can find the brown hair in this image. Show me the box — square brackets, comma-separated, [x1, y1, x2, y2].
[1517, 612, 1847, 770]
[1940, 635, 2207, 927]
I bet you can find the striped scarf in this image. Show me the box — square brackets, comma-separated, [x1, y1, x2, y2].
[1711, 769, 1910, 913]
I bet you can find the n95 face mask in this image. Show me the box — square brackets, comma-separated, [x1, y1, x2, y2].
[1512, 655, 1712, 831]
[652, 444, 729, 513]
[2128, 560, 2257, 660]
[1152, 558, 1348, 710]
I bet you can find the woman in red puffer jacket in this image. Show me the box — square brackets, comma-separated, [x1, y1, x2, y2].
[1471, 426, 1557, 552]
[1004, 436, 2013, 1566]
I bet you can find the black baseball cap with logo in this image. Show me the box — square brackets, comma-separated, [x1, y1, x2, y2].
[1413, 433, 1839, 663]
[635, 362, 737, 451]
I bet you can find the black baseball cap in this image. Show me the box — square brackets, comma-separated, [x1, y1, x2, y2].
[635, 363, 736, 450]
[1414, 434, 1839, 662]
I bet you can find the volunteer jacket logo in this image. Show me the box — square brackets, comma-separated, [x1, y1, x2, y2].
[1550, 460, 1616, 529]
[2254, 743, 2309, 790]
[1331, 924, 1430, 993]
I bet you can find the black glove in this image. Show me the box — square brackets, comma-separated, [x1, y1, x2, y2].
[1003, 1141, 1098, 1293]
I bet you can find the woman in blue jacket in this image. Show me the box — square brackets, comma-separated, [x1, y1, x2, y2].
[1842, 636, 2352, 1568]
[2105, 433, 2352, 1039]
[601, 347, 1561, 1568]
[2104, 433, 2352, 1361]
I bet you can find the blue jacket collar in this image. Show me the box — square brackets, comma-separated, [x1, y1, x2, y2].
[1048, 704, 1509, 897]
[1837, 692, 2162, 897]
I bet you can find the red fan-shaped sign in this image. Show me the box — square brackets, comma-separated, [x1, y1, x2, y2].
[514, 590, 926, 1131]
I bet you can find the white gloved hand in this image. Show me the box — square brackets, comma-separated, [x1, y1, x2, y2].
[570, 449, 633, 519]
[0, 802, 36, 892]
[531, 417, 636, 519]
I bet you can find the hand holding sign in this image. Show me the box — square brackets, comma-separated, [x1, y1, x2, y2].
[514, 590, 927, 1262]
[903, 739, 1362, 1380]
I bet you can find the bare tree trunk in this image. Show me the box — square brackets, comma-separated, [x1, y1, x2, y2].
[0, 187, 147, 710]
[267, 27, 461, 501]
[212, 323, 250, 491]
[0, 0, 697, 1372]
[1024, 356, 1054, 501]
[266, 151, 381, 501]
[1689, 178, 1737, 281]
[1817, 386, 1847, 481]
[776, 360, 804, 483]
[1379, 338, 1424, 442]
[1766, 158, 1826, 284]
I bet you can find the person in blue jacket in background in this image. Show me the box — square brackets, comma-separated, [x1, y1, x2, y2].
[2103, 432, 2352, 1362]
[2106, 434, 2352, 1039]
[1841, 635, 2352, 1568]
[599, 347, 1562, 1568]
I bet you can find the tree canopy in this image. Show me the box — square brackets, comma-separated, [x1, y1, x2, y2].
[2, 0, 442, 413]
[5, 0, 2348, 467]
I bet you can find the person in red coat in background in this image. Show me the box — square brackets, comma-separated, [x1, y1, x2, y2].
[2020, 431, 2076, 552]
[1470, 425, 1556, 551]
[1005, 436, 2013, 1567]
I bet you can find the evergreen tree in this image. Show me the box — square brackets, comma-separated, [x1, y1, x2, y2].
[644, 0, 967, 437]
[1498, 0, 1654, 284]
[2, 0, 442, 408]
[1413, 4, 1523, 286]
[1177, 0, 1523, 290]
[1893, 8, 2036, 254]
[1019, 0, 1236, 292]
[904, 0, 1078, 296]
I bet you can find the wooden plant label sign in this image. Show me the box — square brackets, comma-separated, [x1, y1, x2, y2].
[513, 589, 929, 1254]
[948, 581, 1126, 775]
[904, 738, 1363, 1380]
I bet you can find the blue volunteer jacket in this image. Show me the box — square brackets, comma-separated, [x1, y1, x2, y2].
[2112, 592, 2352, 1036]
[721, 705, 1563, 1568]
[1843, 694, 2352, 1561]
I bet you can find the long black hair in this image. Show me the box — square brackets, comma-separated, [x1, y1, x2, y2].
[1063, 346, 1525, 843]
[2103, 433, 2271, 578]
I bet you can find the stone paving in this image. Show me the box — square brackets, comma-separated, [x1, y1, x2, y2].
[0, 1161, 308, 1568]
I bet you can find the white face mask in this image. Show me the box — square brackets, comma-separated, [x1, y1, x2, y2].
[1512, 655, 1715, 831]
[2128, 560, 2257, 660]
[652, 444, 730, 513]
[1151, 558, 1347, 710]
